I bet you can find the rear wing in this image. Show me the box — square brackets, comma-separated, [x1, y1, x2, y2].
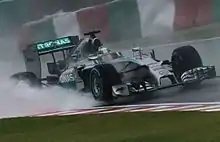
[22, 36, 79, 78]
[28, 36, 80, 55]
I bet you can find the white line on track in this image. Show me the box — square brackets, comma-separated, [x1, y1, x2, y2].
[151, 105, 204, 112]
[60, 109, 108, 116]
[196, 105, 220, 111]
[29, 102, 220, 117]
[98, 108, 135, 114]
[128, 106, 172, 112]
[94, 102, 220, 110]
[202, 108, 220, 112]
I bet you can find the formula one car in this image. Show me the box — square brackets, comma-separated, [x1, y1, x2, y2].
[11, 30, 216, 102]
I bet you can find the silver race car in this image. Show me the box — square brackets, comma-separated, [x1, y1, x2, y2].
[11, 31, 216, 102]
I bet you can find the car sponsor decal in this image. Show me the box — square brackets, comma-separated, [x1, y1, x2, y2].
[59, 69, 75, 83]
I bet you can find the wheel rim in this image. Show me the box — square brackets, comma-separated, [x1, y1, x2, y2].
[91, 71, 103, 98]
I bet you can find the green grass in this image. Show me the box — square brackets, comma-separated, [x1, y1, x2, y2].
[1, 112, 220, 142]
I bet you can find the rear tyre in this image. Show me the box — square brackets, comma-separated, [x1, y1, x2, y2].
[11, 72, 41, 87]
[89, 64, 121, 102]
[171, 45, 203, 85]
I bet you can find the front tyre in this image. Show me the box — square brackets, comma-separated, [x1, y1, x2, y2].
[90, 64, 121, 102]
[171, 45, 203, 85]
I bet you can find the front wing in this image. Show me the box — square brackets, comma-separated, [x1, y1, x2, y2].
[112, 66, 216, 97]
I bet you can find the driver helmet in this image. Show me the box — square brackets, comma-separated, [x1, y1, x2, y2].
[91, 38, 103, 48]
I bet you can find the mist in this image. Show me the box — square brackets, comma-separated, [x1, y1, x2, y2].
[0, 36, 98, 119]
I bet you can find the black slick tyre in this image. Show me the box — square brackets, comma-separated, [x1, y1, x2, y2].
[89, 64, 121, 102]
[171, 45, 203, 83]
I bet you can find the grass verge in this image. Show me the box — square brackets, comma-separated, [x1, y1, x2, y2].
[1, 112, 220, 142]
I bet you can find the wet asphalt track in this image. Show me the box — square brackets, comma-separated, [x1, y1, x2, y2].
[135, 79, 220, 105]
[105, 37, 220, 106]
